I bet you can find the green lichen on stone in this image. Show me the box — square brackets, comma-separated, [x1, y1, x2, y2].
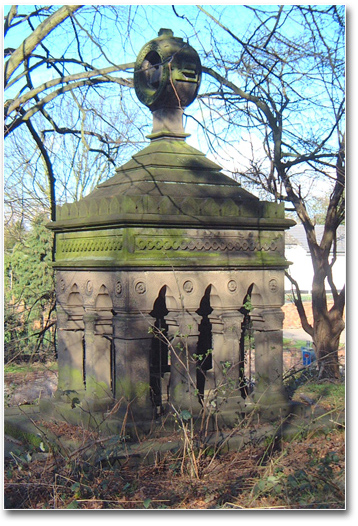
[49, 133, 295, 237]
[4, 421, 43, 449]
[57, 364, 84, 392]
[85, 378, 112, 399]
[115, 377, 150, 403]
[53, 222, 289, 270]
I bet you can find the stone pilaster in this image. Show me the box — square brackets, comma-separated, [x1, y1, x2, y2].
[83, 310, 112, 401]
[209, 310, 245, 424]
[165, 310, 202, 416]
[250, 307, 289, 418]
[55, 303, 85, 395]
[112, 311, 154, 422]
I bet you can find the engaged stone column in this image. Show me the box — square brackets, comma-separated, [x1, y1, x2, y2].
[83, 310, 112, 401]
[113, 311, 154, 422]
[56, 303, 85, 395]
[209, 310, 245, 423]
[251, 307, 289, 418]
[166, 311, 202, 416]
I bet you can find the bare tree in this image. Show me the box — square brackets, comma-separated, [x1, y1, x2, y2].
[4, 89, 147, 225]
[184, 5, 345, 378]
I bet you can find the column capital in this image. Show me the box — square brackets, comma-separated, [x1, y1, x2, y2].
[113, 311, 153, 340]
[165, 310, 201, 337]
[250, 307, 284, 331]
[83, 310, 98, 323]
[209, 309, 244, 335]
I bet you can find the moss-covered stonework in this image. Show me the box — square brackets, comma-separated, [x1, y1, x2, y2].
[50, 139, 293, 232]
[54, 226, 287, 269]
[47, 29, 295, 432]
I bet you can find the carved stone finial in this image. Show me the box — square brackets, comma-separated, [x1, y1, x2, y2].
[134, 29, 202, 137]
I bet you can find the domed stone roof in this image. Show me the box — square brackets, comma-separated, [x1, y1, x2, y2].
[53, 136, 288, 231]
[51, 28, 292, 233]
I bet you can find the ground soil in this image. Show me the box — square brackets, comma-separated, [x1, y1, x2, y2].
[282, 302, 311, 329]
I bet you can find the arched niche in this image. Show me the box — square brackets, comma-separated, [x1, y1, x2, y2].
[95, 284, 113, 310]
[196, 285, 214, 401]
[67, 283, 84, 321]
[67, 283, 83, 306]
[94, 284, 113, 331]
[149, 286, 170, 414]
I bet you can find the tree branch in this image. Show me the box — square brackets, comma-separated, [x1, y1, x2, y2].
[202, 65, 278, 131]
[22, 113, 56, 222]
[5, 62, 134, 118]
[285, 271, 314, 337]
[4, 5, 83, 85]
[4, 5, 18, 37]
[5, 76, 132, 137]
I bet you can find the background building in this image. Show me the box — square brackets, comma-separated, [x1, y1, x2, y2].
[285, 224, 345, 294]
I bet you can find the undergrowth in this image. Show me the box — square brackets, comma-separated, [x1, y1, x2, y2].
[4, 423, 345, 509]
[4, 380, 345, 510]
[4, 348, 345, 509]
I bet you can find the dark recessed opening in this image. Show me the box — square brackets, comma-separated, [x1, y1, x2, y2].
[141, 51, 163, 89]
[149, 286, 170, 414]
[239, 284, 254, 398]
[196, 285, 213, 402]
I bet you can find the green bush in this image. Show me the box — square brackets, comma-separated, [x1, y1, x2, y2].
[4, 214, 56, 363]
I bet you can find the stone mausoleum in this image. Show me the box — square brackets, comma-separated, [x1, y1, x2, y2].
[48, 29, 295, 432]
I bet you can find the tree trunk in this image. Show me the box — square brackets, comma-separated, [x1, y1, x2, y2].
[311, 270, 344, 380]
[286, 265, 345, 380]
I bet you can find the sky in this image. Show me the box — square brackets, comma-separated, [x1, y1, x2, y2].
[3, 4, 275, 191]
[2, 2, 349, 212]
[4, 2, 346, 193]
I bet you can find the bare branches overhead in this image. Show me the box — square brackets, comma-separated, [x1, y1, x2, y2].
[4, 5, 83, 85]
[4, 4, 138, 221]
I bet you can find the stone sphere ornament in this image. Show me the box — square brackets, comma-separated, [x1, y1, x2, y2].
[134, 28, 202, 112]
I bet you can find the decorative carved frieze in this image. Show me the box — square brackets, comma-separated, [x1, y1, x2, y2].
[135, 232, 282, 253]
[57, 235, 123, 255]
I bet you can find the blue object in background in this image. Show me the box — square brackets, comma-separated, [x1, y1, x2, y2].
[301, 345, 316, 366]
